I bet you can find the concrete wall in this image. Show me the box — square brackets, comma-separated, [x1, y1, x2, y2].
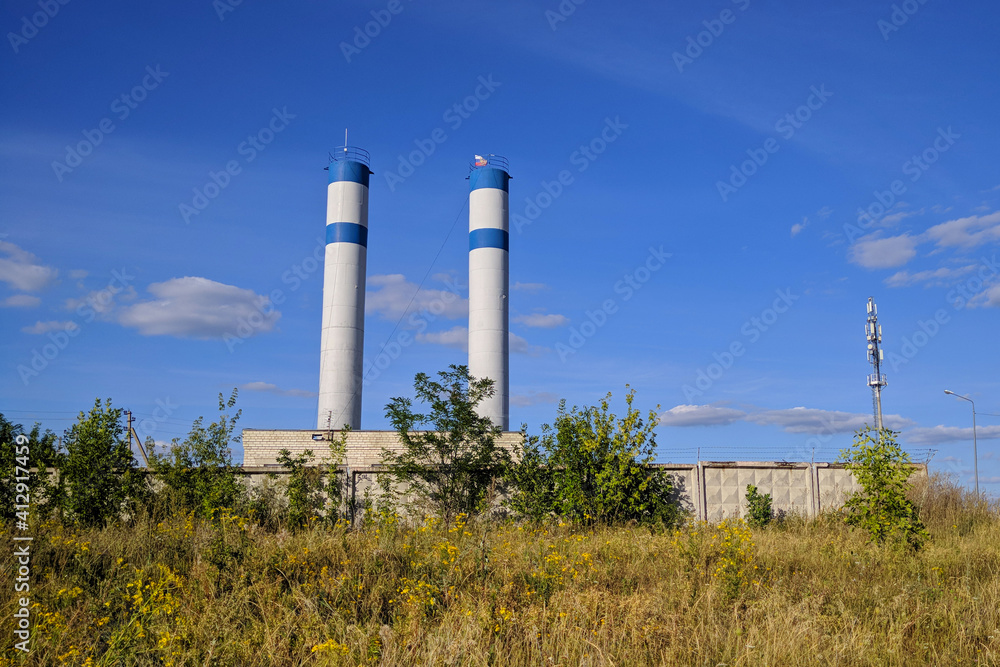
[241, 429, 924, 522]
[649, 461, 920, 521]
[241, 429, 524, 468]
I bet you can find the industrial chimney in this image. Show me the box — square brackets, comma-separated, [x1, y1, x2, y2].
[468, 154, 510, 430]
[317, 146, 371, 430]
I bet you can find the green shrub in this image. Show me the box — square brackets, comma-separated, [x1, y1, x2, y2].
[508, 388, 683, 528]
[61, 398, 147, 527]
[276, 434, 347, 529]
[380, 365, 511, 523]
[0, 414, 62, 523]
[839, 426, 929, 549]
[745, 484, 773, 528]
[149, 390, 243, 519]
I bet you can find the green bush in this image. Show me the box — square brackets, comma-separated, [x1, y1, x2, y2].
[276, 430, 348, 529]
[745, 484, 773, 528]
[61, 398, 147, 527]
[277, 448, 324, 528]
[380, 365, 511, 522]
[508, 388, 683, 528]
[839, 426, 929, 549]
[0, 414, 62, 523]
[149, 390, 243, 519]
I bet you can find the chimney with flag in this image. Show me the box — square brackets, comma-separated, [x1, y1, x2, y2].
[467, 153, 511, 430]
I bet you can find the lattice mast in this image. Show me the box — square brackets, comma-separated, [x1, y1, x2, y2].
[865, 297, 887, 431]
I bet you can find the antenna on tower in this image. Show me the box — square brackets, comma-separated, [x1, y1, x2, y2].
[865, 296, 888, 431]
[344, 128, 348, 147]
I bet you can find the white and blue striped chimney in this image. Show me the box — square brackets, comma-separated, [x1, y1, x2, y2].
[468, 154, 510, 430]
[318, 146, 372, 430]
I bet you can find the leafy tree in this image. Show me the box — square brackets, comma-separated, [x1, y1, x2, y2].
[0, 414, 62, 523]
[838, 427, 929, 548]
[62, 399, 146, 527]
[380, 365, 511, 523]
[277, 430, 347, 528]
[150, 390, 243, 519]
[277, 449, 326, 528]
[508, 389, 683, 528]
[745, 484, 773, 528]
[504, 431, 557, 522]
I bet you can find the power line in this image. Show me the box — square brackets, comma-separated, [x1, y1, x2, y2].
[325, 193, 472, 430]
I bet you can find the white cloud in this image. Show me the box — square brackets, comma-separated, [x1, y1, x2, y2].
[68, 269, 89, 280]
[512, 281, 547, 292]
[925, 211, 1000, 249]
[240, 381, 315, 398]
[968, 283, 1000, 308]
[0, 294, 41, 308]
[513, 312, 568, 328]
[659, 404, 747, 427]
[510, 391, 560, 407]
[849, 233, 919, 269]
[792, 208, 831, 238]
[118, 276, 279, 338]
[22, 320, 78, 335]
[884, 264, 976, 288]
[906, 424, 1000, 445]
[366, 274, 466, 322]
[416, 325, 468, 350]
[659, 403, 917, 435]
[879, 207, 922, 226]
[415, 327, 546, 356]
[0, 241, 57, 291]
[509, 332, 546, 356]
[747, 407, 913, 434]
[65, 285, 137, 317]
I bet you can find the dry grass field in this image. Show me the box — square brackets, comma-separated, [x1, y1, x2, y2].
[2, 474, 998, 666]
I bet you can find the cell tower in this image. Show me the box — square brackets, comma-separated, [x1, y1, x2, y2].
[865, 297, 887, 431]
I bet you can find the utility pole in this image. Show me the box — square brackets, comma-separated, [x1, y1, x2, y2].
[944, 390, 979, 496]
[125, 410, 149, 467]
[865, 297, 887, 432]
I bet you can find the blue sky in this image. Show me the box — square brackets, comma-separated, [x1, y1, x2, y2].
[2, 0, 998, 494]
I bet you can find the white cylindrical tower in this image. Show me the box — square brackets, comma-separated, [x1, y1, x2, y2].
[468, 154, 510, 430]
[318, 146, 372, 430]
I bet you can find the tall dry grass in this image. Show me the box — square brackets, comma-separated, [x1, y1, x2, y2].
[1, 473, 998, 666]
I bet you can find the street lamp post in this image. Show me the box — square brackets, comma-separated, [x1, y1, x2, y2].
[944, 390, 979, 496]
